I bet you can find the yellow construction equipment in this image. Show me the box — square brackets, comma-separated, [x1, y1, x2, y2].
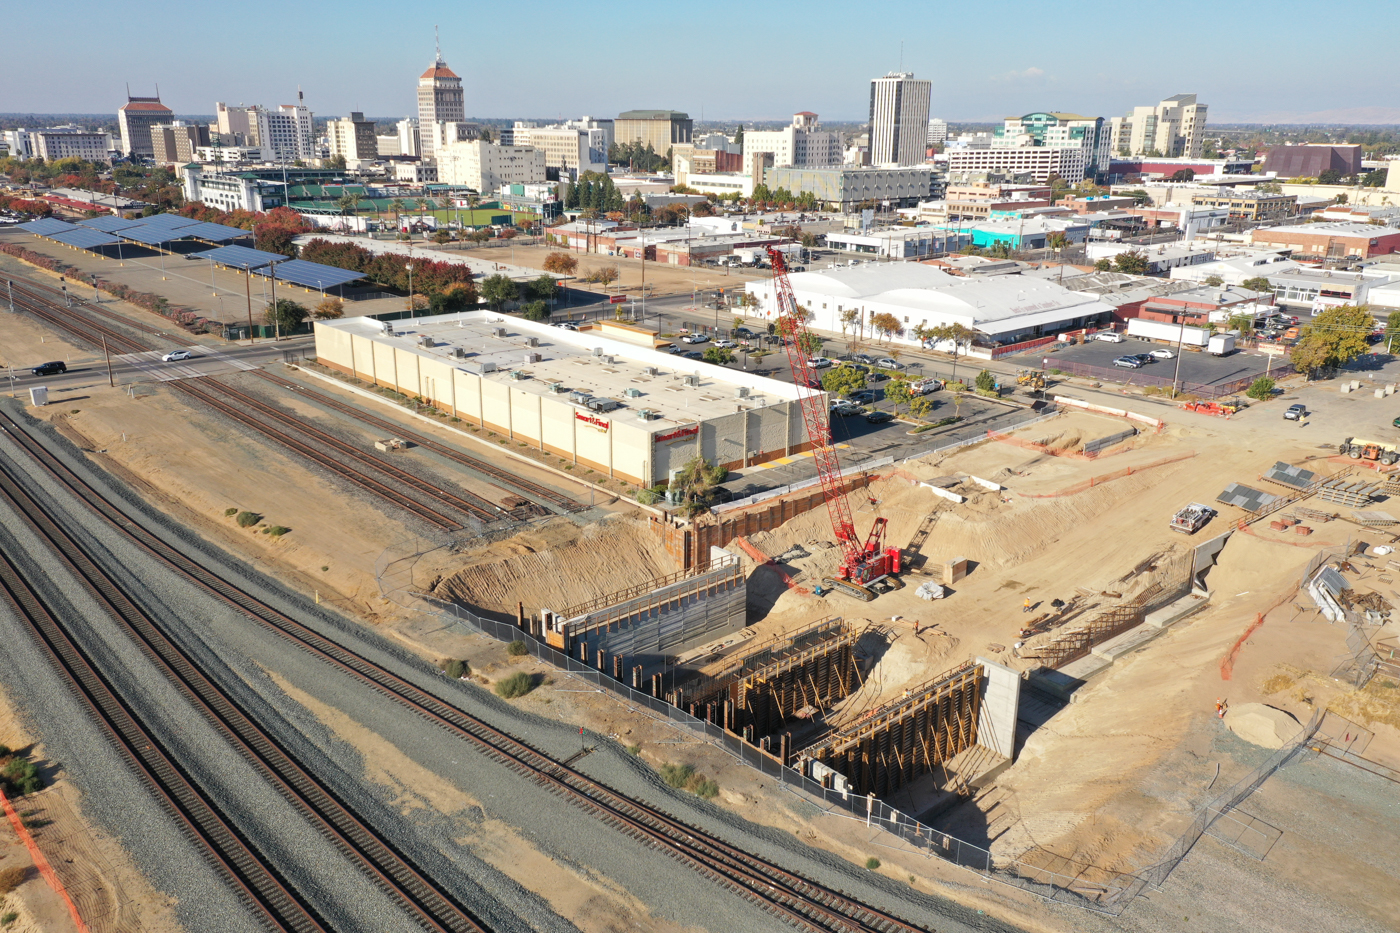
[1016, 370, 1046, 390]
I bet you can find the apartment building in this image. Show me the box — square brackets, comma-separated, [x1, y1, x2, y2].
[150, 122, 210, 164]
[1108, 94, 1208, 158]
[34, 126, 114, 163]
[743, 112, 843, 168]
[436, 140, 545, 192]
[327, 112, 379, 164]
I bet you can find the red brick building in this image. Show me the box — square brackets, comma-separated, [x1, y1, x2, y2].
[1250, 222, 1400, 261]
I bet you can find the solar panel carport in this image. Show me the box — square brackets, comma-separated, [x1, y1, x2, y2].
[78, 215, 146, 233]
[271, 259, 364, 290]
[17, 218, 78, 236]
[190, 245, 287, 270]
[49, 228, 123, 249]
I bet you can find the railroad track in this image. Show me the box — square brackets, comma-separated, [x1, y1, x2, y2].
[8, 277, 182, 345]
[169, 378, 486, 530]
[7, 280, 152, 355]
[0, 510, 330, 932]
[0, 453, 493, 933]
[248, 370, 586, 514]
[0, 409, 927, 933]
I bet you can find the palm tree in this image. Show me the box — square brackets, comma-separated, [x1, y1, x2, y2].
[389, 198, 406, 232]
[414, 198, 427, 229]
[335, 193, 358, 233]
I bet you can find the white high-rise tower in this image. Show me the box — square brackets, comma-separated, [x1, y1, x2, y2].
[868, 72, 931, 166]
[416, 27, 464, 161]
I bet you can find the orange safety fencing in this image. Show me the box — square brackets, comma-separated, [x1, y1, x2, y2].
[732, 536, 810, 595]
[1220, 613, 1265, 681]
[1014, 451, 1197, 498]
[1, 787, 89, 933]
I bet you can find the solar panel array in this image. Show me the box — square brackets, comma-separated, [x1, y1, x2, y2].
[1216, 483, 1279, 512]
[173, 221, 246, 243]
[18, 218, 78, 236]
[119, 224, 198, 246]
[50, 228, 123, 249]
[189, 245, 288, 269]
[271, 259, 364, 290]
[75, 215, 144, 233]
[1262, 461, 1317, 490]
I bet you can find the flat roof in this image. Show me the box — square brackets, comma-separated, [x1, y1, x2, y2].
[320, 312, 801, 428]
[1257, 222, 1398, 238]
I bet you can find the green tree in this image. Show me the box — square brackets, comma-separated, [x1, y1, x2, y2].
[335, 192, 358, 222]
[927, 322, 975, 384]
[702, 346, 734, 366]
[884, 379, 913, 416]
[389, 197, 406, 227]
[1291, 304, 1375, 378]
[1113, 249, 1150, 275]
[1227, 312, 1255, 336]
[521, 300, 550, 322]
[1362, 168, 1388, 187]
[1094, 258, 1112, 272]
[871, 312, 902, 344]
[521, 276, 555, 305]
[1241, 276, 1273, 294]
[263, 298, 308, 333]
[821, 366, 866, 397]
[1318, 168, 1343, 186]
[1204, 275, 1224, 287]
[480, 274, 518, 311]
[669, 456, 728, 516]
[733, 125, 744, 147]
[1170, 169, 1196, 182]
[909, 396, 934, 421]
[1246, 377, 1276, 401]
[325, 154, 347, 171]
[428, 283, 476, 314]
[797, 331, 824, 356]
[975, 369, 996, 392]
[1384, 310, 1400, 348]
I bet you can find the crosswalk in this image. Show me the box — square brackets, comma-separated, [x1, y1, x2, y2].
[752, 443, 852, 469]
[116, 347, 259, 382]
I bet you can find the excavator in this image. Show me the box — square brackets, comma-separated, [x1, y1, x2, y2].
[767, 246, 900, 601]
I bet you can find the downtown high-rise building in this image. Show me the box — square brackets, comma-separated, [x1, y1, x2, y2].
[416, 37, 464, 161]
[118, 90, 174, 157]
[868, 72, 932, 166]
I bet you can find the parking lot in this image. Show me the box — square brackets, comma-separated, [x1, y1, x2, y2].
[1032, 336, 1282, 387]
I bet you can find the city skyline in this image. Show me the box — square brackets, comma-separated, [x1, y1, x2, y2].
[2, 0, 1399, 125]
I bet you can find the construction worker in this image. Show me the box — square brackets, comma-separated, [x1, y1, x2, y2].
[1215, 698, 1228, 719]
[1023, 597, 1032, 613]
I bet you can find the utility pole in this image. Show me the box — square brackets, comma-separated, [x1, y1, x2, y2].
[244, 267, 256, 343]
[103, 336, 114, 387]
[6, 279, 12, 313]
[269, 260, 281, 341]
[1170, 320, 1188, 398]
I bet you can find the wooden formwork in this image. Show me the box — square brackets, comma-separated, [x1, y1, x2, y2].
[800, 663, 982, 798]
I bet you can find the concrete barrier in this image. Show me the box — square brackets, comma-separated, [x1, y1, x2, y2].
[923, 483, 965, 503]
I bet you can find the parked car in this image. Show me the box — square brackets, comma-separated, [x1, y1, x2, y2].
[838, 361, 869, 373]
[712, 338, 737, 349]
[682, 350, 704, 359]
[876, 358, 905, 370]
[162, 349, 192, 362]
[1096, 332, 1126, 343]
[808, 357, 833, 369]
[864, 410, 895, 424]
[555, 321, 579, 331]
[733, 327, 755, 338]
[910, 378, 943, 395]
[30, 361, 66, 376]
[1132, 353, 1155, 364]
[848, 390, 877, 404]
[830, 401, 862, 416]
[1285, 404, 1307, 421]
[681, 333, 710, 344]
[852, 354, 876, 365]
[1149, 348, 1175, 359]
[866, 370, 889, 383]
[1113, 356, 1144, 368]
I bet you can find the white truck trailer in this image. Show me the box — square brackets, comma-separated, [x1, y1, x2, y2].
[1125, 318, 1210, 347]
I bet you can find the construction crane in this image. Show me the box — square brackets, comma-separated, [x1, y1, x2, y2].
[766, 246, 899, 600]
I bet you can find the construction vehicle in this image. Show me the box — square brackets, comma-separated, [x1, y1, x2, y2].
[1016, 370, 1046, 391]
[768, 246, 901, 600]
[1339, 437, 1400, 465]
[1170, 502, 1216, 535]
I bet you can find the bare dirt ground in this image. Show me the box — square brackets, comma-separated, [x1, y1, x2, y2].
[0, 684, 182, 933]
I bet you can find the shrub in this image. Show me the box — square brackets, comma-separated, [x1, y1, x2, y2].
[0, 911, 16, 925]
[947, 381, 967, 392]
[1246, 376, 1276, 401]
[224, 507, 238, 517]
[865, 857, 881, 870]
[506, 640, 529, 657]
[443, 659, 469, 680]
[974, 369, 996, 392]
[660, 763, 695, 789]
[263, 525, 290, 537]
[235, 510, 260, 528]
[626, 744, 641, 756]
[0, 867, 23, 895]
[1, 758, 42, 796]
[692, 778, 719, 799]
[494, 671, 534, 699]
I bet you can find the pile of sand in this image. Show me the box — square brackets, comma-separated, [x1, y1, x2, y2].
[1225, 702, 1302, 748]
[433, 516, 678, 615]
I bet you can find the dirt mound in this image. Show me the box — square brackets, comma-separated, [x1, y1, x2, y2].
[1225, 702, 1301, 748]
[432, 516, 679, 616]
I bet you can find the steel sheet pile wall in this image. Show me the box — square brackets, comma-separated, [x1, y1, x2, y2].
[801, 663, 982, 798]
[683, 619, 862, 739]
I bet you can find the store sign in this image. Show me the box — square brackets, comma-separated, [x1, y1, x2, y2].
[575, 411, 610, 432]
[654, 425, 699, 443]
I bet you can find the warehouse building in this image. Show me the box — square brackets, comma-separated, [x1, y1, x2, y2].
[313, 313, 812, 485]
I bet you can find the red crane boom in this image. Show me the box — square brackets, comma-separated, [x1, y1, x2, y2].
[766, 247, 896, 588]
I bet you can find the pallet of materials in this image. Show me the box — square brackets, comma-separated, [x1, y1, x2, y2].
[1352, 510, 1399, 527]
[1316, 477, 1380, 508]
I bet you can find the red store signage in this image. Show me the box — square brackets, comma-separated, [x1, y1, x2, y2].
[654, 425, 700, 443]
[575, 411, 610, 431]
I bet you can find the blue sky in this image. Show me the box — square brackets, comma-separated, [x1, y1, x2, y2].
[5, 0, 1399, 124]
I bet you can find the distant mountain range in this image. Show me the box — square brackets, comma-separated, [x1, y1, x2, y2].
[1212, 106, 1400, 126]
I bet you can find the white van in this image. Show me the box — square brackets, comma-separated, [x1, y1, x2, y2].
[1094, 331, 1125, 343]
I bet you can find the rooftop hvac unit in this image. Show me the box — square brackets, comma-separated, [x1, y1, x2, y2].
[480, 361, 498, 374]
[623, 387, 642, 398]
[452, 346, 467, 359]
[380, 321, 395, 335]
[508, 369, 527, 380]
[419, 334, 434, 347]
[526, 336, 539, 347]
[602, 355, 615, 365]
[735, 386, 750, 398]
[682, 375, 700, 387]
[546, 382, 567, 393]
[569, 390, 592, 403]
[643, 366, 658, 376]
[636, 408, 656, 421]
[493, 327, 507, 337]
[524, 352, 541, 364]
[592, 347, 604, 357]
